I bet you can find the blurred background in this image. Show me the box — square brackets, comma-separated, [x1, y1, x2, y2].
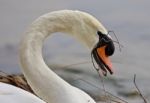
[0, 0, 150, 102]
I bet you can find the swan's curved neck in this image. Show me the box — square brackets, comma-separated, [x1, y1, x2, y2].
[20, 12, 74, 102]
[19, 10, 107, 103]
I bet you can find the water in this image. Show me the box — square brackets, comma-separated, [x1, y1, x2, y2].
[0, 0, 150, 102]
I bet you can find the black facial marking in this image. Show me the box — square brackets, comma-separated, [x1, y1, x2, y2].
[96, 31, 115, 56]
[97, 31, 104, 38]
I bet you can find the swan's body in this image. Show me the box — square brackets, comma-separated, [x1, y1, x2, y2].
[0, 10, 112, 103]
[0, 82, 45, 103]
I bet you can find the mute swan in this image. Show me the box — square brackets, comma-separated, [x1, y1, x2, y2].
[0, 10, 115, 103]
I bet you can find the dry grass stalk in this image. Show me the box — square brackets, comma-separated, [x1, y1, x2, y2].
[133, 74, 148, 103]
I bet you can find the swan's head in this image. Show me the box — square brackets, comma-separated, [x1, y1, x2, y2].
[91, 31, 115, 76]
[43, 10, 115, 76]
[71, 11, 115, 76]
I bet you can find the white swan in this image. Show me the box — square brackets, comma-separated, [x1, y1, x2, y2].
[0, 10, 115, 103]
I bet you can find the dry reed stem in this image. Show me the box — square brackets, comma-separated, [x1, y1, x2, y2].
[133, 74, 148, 103]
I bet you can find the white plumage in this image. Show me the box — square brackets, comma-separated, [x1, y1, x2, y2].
[0, 10, 108, 103]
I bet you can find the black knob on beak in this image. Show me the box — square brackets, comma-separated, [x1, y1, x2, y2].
[105, 41, 115, 56]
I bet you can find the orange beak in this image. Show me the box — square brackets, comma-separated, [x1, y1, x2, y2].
[97, 46, 113, 74]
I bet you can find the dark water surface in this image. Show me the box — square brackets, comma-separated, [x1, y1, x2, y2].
[0, 0, 150, 102]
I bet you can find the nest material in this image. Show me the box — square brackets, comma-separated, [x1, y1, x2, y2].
[0, 71, 34, 94]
